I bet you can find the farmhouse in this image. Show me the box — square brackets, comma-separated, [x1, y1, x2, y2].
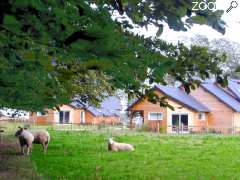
[127, 85, 210, 133]
[128, 80, 240, 134]
[29, 96, 122, 125]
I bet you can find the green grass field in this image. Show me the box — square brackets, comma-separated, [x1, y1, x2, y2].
[30, 130, 240, 179]
[1, 122, 240, 179]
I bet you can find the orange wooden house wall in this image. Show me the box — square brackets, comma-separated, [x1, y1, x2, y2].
[190, 86, 235, 133]
[29, 105, 120, 125]
[128, 90, 207, 132]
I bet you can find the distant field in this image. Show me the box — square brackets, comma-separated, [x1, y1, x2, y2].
[1, 122, 240, 179]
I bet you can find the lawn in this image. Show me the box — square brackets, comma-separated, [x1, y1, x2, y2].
[29, 129, 240, 180]
[1, 122, 240, 179]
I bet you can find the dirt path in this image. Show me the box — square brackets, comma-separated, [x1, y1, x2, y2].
[0, 134, 41, 180]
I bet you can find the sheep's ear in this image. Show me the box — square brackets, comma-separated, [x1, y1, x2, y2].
[18, 126, 22, 129]
[24, 127, 28, 130]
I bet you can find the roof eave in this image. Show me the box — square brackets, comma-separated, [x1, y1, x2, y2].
[155, 85, 211, 112]
[200, 84, 239, 112]
[127, 85, 210, 112]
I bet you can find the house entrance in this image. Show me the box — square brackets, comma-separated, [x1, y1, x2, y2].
[171, 114, 189, 133]
[132, 111, 144, 128]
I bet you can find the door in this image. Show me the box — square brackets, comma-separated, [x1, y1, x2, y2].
[180, 114, 188, 132]
[134, 112, 144, 128]
[172, 114, 180, 132]
[59, 111, 70, 124]
[171, 114, 189, 133]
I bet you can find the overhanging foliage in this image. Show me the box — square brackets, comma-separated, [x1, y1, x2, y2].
[0, 0, 227, 111]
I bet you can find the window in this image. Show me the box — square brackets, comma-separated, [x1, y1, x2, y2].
[37, 111, 46, 116]
[59, 111, 70, 124]
[149, 112, 163, 121]
[80, 111, 85, 123]
[198, 113, 205, 121]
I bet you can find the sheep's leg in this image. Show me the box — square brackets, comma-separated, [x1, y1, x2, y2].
[29, 145, 33, 154]
[26, 147, 30, 155]
[23, 146, 26, 155]
[42, 144, 46, 154]
[21, 146, 24, 155]
[45, 142, 49, 152]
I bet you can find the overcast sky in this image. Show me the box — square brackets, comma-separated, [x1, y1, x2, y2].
[132, 0, 240, 44]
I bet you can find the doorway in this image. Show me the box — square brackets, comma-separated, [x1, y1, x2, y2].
[171, 114, 189, 133]
[132, 111, 144, 128]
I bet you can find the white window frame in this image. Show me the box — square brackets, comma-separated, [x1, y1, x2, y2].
[59, 111, 70, 124]
[148, 112, 163, 121]
[198, 112, 206, 121]
[170, 113, 189, 133]
[36, 112, 46, 116]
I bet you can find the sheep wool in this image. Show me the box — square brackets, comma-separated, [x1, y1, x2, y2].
[15, 128, 34, 155]
[108, 138, 134, 152]
[31, 130, 50, 153]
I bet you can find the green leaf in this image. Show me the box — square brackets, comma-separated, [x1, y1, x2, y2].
[3, 15, 21, 33]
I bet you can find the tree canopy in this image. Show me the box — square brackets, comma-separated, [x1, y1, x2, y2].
[181, 35, 240, 79]
[0, 0, 227, 111]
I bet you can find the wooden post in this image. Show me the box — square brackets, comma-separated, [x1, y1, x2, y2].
[157, 121, 160, 133]
[206, 117, 209, 134]
[0, 130, 4, 144]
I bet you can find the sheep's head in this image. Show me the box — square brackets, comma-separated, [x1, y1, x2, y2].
[109, 137, 114, 145]
[15, 127, 23, 137]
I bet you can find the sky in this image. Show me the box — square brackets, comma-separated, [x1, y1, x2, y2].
[131, 0, 240, 44]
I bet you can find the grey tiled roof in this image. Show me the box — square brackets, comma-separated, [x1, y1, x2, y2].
[127, 79, 240, 113]
[227, 79, 240, 100]
[154, 84, 210, 112]
[201, 82, 240, 112]
[70, 96, 122, 117]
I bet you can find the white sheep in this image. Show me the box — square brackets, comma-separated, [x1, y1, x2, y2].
[31, 130, 50, 154]
[108, 137, 134, 152]
[15, 127, 34, 155]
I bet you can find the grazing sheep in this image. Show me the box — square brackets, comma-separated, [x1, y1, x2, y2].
[108, 137, 134, 152]
[15, 127, 34, 155]
[31, 130, 50, 153]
